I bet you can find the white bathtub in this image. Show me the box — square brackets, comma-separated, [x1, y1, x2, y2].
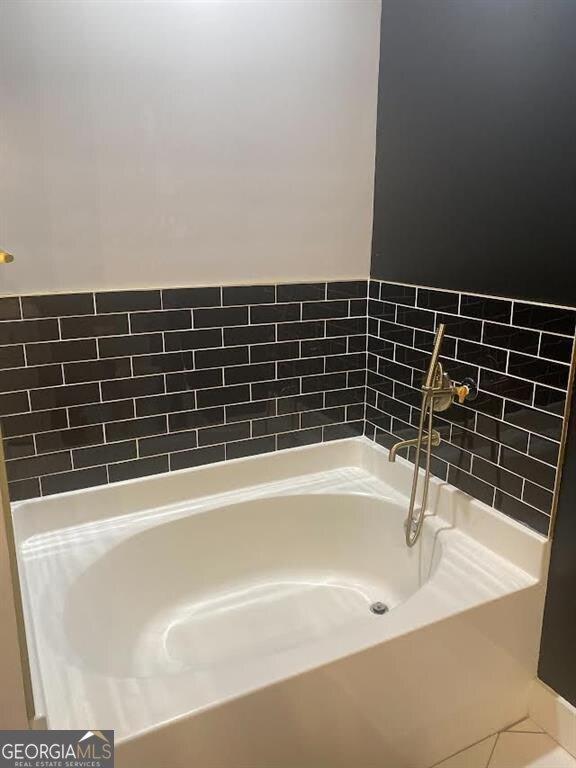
[13, 437, 548, 767]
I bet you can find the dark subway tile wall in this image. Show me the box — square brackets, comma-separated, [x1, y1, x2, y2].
[365, 280, 575, 535]
[2, 279, 573, 538]
[0, 282, 367, 503]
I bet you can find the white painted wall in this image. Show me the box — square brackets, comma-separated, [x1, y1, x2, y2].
[0, 0, 380, 295]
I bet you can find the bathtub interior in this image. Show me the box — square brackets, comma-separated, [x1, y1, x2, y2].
[12, 437, 547, 742]
[60, 493, 438, 680]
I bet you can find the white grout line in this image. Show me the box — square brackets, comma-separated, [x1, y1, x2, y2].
[366, 416, 552, 519]
[369, 334, 570, 395]
[377, 297, 575, 341]
[365, 384, 558, 488]
[370, 276, 576, 314]
[4, 281, 572, 521]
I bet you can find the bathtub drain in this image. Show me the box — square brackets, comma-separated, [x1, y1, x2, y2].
[370, 602, 389, 615]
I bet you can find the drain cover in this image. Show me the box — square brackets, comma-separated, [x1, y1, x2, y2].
[370, 601, 389, 615]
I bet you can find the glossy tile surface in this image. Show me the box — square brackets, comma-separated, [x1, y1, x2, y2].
[0, 280, 367, 502]
[2, 278, 574, 537]
[367, 280, 576, 535]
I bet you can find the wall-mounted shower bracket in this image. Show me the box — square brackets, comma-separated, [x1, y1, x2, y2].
[389, 324, 478, 547]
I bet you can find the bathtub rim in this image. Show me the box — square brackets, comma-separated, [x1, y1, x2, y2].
[12, 436, 548, 580]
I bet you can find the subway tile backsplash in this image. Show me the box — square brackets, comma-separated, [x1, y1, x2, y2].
[366, 280, 575, 535]
[1, 278, 574, 537]
[0, 281, 367, 504]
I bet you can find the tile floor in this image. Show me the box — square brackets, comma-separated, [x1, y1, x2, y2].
[433, 719, 576, 768]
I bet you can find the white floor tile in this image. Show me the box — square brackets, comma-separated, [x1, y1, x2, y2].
[489, 732, 576, 768]
[507, 719, 545, 733]
[434, 736, 497, 768]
